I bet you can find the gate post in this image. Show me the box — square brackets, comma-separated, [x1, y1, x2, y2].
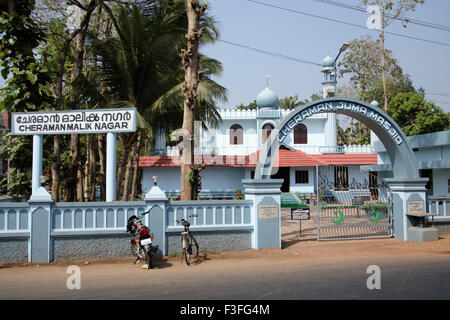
[242, 179, 283, 249]
[28, 199, 53, 263]
[384, 178, 429, 241]
[144, 182, 168, 256]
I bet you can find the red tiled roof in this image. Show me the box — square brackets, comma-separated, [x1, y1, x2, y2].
[138, 149, 377, 167]
[318, 153, 378, 165]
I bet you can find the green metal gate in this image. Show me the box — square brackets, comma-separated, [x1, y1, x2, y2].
[317, 166, 393, 241]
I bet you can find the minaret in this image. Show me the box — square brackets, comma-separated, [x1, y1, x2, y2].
[256, 76, 279, 149]
[321, 55, 338, 151]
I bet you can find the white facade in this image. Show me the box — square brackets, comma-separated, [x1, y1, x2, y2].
[143, 96, 375, 197]
[143, 67, 377, 198]
[163, 109, 373, 156]
[370, 130, 450, 197]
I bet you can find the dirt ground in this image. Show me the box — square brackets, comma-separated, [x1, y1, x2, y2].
[0, 210, 449, 300]
[2, 208, 449, 269]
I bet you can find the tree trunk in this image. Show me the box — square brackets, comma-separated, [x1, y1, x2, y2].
[380, 12, 389, 112]
[76, 152, 84, 202]
[64, 134, 79, 201]
[84, 137, 89, 201]
[180, 1, 206, 200]
[51, 135, 61, 201]
[87, 134, 97, 201]
[98, 134, 106, 201]
[122, 145, 136, 201]
[131, 133, 143, 200]
[116, 132, 138, 200]
[350, 119, 354, 144]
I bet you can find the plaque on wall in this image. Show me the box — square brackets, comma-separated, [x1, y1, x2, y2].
[258, 204, 279, 219]
[407, 201, 424, 213]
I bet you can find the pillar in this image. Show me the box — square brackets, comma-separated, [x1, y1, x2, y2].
[29, 135, 52, 202]
[385, 178, 429, 241]
[242, 179, 283, 249]
[106, 132, 117, 202]
[144, 183, 168, 256]
[31, 135, 43, 193]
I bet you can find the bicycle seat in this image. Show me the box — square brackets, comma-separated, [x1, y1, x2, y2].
[181, 220, 190, 227]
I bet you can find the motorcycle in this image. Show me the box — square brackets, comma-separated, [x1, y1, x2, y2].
[127, 210, 159, 269]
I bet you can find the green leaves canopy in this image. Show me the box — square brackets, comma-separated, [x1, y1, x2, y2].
[388, 92, 450, 136]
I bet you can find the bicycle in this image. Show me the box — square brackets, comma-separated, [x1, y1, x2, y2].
[176, 214, 199, 266]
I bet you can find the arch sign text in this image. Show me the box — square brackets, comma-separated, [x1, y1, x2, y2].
[255, 97, 419, 179]
[277, 100, 403, 145]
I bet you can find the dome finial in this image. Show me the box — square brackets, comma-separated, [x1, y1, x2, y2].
[265, 73, 270, 88]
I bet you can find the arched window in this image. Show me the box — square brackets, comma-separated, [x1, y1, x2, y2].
[294, 124, 307, 144]
[262, 123, 274, 144]
[229, 124, 243, 145]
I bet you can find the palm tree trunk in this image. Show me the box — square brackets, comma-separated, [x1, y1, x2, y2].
[131, 133, 143, 200]
[181, 1, 206, 200]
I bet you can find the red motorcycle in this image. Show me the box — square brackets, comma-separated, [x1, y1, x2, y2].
[127, 210, 159, 269]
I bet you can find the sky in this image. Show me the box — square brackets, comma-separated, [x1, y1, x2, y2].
[1, 0, 449, 114]
[201, 0, 450, 113]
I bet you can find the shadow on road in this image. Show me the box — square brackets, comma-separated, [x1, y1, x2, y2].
[281, 237, 316, 249]
[151, 257, 173, 269]
[190, 253, 211, 266]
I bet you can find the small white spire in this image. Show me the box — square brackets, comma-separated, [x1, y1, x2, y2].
[265, 73, 270, 88]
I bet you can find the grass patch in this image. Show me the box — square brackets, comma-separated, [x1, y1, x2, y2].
[281, 203, 309, 208]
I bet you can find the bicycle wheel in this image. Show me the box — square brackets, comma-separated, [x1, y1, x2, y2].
[190, 234, 199, 258]
[181, 247, 190, 266]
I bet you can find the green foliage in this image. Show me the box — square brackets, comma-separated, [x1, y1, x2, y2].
[233, 190, 245, 200]
[91, 3, 225, 133]
[277, 95, 300, 110]
[0, 133, 32, 198]
[337, 119, 370, 146]
[236, 100, 257, 110]
[388, 92, 450, 136]
[338, 35, 403, 96]
[0, 0, 54, 197]
[364, 74, 415, 105]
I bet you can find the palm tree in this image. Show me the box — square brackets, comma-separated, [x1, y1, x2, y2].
[86, 2, 226, 199]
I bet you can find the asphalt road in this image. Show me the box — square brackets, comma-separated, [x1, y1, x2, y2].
[1, 252, 449, 300]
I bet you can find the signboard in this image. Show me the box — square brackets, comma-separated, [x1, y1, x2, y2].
[407, 201, 424, 213]
[258, 204, 278, 219]
[11, 108, 137, 135]
[291, 208, 310, 220]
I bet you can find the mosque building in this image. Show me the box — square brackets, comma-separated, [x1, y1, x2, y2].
[138, 56, 381, 199]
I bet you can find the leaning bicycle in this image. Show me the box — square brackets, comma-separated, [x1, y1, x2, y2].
[176, 214, 199, 266]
